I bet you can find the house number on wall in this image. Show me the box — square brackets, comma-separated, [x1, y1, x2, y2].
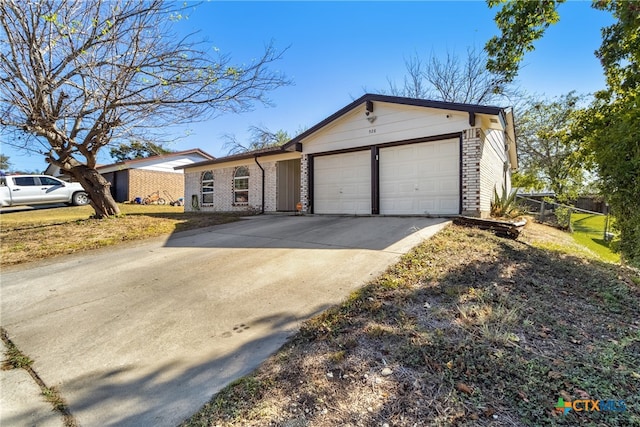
[369, 128, 376, 134]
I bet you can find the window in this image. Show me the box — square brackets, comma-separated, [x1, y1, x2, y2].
[201, 171, 214, 205]
[39, 177, 63, 186]
[13, 177, 37, 186]
[233, 166, 249, 204]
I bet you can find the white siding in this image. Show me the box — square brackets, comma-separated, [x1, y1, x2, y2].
[302, 102, 469, 154]
[479, 129, 509, 214]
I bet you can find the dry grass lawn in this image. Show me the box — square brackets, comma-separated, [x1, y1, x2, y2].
[0, 204, 240, 266]
[182, 221, 640, 427]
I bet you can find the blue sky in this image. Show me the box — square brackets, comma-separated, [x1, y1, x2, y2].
[2, 1, 614, 172]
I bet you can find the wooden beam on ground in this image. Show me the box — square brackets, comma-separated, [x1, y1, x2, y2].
[453, 216, 525, 239]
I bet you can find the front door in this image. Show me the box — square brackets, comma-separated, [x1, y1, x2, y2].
[276, 159, 301, 211]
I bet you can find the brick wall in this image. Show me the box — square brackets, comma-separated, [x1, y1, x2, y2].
[262, 160, 277, 212]
[128, 169, 185, 203]
[184, 162, 274, 213]
[300, 154, 309, 212]
[184, 171, 200, 211]
[461, 128, 482, 216]
[462, 128, 510, 218]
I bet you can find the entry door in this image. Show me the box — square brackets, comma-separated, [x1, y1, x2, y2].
[277, 159, 301, 211]
[313, 151, 371, 214]
[379, 138, 459, 215]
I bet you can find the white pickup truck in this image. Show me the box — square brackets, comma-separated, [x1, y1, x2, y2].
[0, 175, 90, 207]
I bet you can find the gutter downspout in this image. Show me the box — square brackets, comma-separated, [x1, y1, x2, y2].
[254, 155, 265, 214]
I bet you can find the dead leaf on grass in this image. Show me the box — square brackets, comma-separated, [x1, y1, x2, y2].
[548, 370, 563, 380]
[484, 407, 496, 417]
[456, 382, 473, 395]
[575, 389, 590, 399]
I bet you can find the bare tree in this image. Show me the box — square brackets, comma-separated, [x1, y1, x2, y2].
[387, 47, 518, 105]
[109, 141, 173, 162]
[223, 125, 291, 155]
[0, 0, 291, 217]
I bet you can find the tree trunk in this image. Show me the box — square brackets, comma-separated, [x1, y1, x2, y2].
[66, 165, 120, 218]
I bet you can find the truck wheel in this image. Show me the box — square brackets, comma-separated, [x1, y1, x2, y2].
[72, 192, 90, 206]
[157, 198, 166, 205]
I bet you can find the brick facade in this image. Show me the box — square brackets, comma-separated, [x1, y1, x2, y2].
[299, 154, 309, 213]
[461, 128, 510, 218]
[461, 128, 482, 216]
[127, 169, 185, 203]
[184, 160, 282, 213]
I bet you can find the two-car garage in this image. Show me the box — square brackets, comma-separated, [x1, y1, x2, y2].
[312, 137, 460, 215]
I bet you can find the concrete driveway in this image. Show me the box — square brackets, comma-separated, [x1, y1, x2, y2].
[1, 215, 449, 426]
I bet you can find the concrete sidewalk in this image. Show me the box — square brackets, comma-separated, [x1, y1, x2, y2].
[0, 340, 63, 426]
[1, 216, 449, 426]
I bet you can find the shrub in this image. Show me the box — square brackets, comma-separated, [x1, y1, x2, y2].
[490, 184, 522, 218]
[554, 205, 573, 231]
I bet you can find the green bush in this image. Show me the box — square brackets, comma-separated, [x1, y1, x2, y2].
[554, 205, 573, 231]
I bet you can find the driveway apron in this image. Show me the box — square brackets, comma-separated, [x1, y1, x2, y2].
[1, 216, 449, 426]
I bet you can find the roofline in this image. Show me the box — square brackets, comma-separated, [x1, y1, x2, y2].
[96, 148, 215, 170]
[283, 93, 507, 148]
[174, 145, 301, 170]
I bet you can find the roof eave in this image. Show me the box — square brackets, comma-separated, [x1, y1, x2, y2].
[174, 144, 302, 170]
[283, 93, 506, 149]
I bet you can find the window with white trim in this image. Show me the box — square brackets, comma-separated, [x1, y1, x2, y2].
[233, 166, 249, 204]
[201, 171, 214, 205]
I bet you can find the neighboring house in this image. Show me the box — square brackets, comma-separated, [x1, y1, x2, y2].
[47, 149, 214, 202]
[179, 94, 517, 217]
[98, 149, 214, 202]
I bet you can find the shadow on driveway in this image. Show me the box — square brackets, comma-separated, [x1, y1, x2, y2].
[164, 215, 448, 252]
[1, 215, 449, 426]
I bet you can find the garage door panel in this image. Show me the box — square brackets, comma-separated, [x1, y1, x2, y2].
[380, 139, 459, 215]
[314, 151, 371, 214]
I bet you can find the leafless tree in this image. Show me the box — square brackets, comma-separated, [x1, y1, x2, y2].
[387, 47, 519, 105]
[222, 125, 291, 155]
[0, 0, 291, 217]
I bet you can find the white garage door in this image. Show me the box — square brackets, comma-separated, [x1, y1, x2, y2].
[314, 151, 371, 214]
[380, 138, 459, 215]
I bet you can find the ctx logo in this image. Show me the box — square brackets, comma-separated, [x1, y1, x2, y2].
[555, 397, 626, 415]
[555, 398, 599, 414]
